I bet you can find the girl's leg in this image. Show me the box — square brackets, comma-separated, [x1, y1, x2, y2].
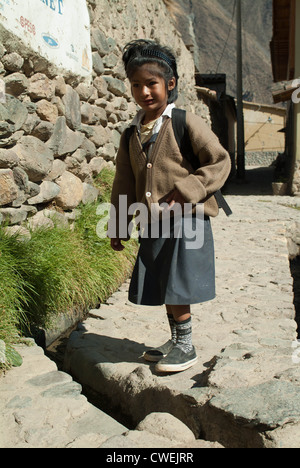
[155, 304, 197, 372]
[143, 305, 194, 364]
[165, 305, 177, 344]
[167, 304, 191, 323]
[143, 306, 176, 362]
[166, 305, 193, 354]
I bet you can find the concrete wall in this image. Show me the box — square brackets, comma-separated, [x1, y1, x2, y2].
[243, 102, 286, 153]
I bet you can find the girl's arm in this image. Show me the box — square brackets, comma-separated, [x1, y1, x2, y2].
[109, 131, 136, 243]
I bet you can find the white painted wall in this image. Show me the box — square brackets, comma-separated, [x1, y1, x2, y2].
[0, 0, 92, 78]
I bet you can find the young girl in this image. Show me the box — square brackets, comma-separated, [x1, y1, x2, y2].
[109, 39, 231, 373]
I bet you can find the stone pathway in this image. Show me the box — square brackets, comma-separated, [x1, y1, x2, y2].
[1, 191, 300, 448]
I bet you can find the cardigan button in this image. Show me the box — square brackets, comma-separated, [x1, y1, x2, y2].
[146, 192, 152, 198]
[147, 163, 153, 169]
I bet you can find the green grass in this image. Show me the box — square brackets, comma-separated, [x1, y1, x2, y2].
[0, 230, 30, 345]
[280, 203, 300, 211]
[0, 168, 138, 369]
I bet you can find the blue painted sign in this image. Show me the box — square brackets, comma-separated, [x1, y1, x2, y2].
[42, 34, 59, 48]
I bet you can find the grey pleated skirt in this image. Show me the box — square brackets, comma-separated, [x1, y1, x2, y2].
[128, 215, 215, 306]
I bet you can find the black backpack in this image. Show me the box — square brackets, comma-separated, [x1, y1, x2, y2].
[125, 108, 232, 216]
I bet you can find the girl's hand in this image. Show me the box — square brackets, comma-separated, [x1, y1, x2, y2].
[165, 189, 187, 209]
[110, 238, 125, 252]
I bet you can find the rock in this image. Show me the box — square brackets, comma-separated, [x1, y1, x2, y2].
[0, 169, 18, 206]
[47, 117, 84, 157]
[209, 380, 300, 430]
[22, 113, 41, 135]
[99, 430, 179, 448]
[0, 121, 13, 138]
[4, 73, 29, 96]
[108, 113, 118, 124]
[0, 95, 28, 131]
[14, 136, 54, 182]
[89, 125, 111, 147]
[12, 167, 29, 192]
[92, 52, 105, 75]
[4, 225, 31, 240]
[91, 105, 107, 126]
[0, 131, 24, 149]
[103, 52, 119, 69]
[24, 102, 37, 115]
[26, 371, 72, 387]
[0, 44, 5, 59]
[111, 129, 121, 149]
[91, 28, 110, 56]
[36, 100, 58, 123]
[41, 382, 82, 399]
[32, 121, 54, 142]
[176, 440, 224, 448]
[102, 143, 116, 161]
[0, 149, 19, 169]
[27, 210, 54, 230]
[0, 207, 28, 225]
[64, 155, 80, 172]
[80, 137, 97, 161]
[62, 85, 81, 130]
[55, 171, 84, 210]
[76, 162, 93, 183]
[81, 103, 107, 126]
[81, 102, 95, 125]
[11, 189, 27, 208]
[0, 340, 6, 365]
[93, 76, 108, 98]
[89, 156, 108, 175]
[51, 96, 65, 117]
[2, 52, 24, 72]
[75, 83, 96, 102]
[53, 76, 67, 97]
[136, 413, 196, 443]
[44, 159, 67, 181]
[263, 422, 300, 449]
[27, 181, 60, 205]
[0, 101, 10, 122]
[103, 76, 127, 97]
[43, 209, 69, 228]
[21, 205, 38, 217]
[27, 182, 40, 198]
[28, 73, 55, 100]
[82, 183, 99, 204]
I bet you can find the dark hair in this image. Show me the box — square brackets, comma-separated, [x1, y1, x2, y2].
[122, 39, 179, 104]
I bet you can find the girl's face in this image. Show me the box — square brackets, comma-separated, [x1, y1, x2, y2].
[130, 64, 176, 122]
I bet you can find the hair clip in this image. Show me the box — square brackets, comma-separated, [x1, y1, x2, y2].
[140, 49, 174, 69]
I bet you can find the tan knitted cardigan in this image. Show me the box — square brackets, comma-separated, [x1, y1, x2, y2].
[110, 111, 231, 239]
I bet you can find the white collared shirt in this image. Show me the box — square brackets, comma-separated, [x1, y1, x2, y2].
[131, 103, 175, 157]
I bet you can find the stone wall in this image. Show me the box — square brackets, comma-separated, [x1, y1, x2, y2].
[292, 160, 300, 196]
[0, 0, 209, 230]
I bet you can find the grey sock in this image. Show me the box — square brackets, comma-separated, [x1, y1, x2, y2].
[176, 317, 193, 353]
[167, 314, 177, 344]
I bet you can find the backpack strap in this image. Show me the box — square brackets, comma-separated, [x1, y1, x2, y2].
[125, 125, 135, 149]
[171, 109, 199, 170]
[171, 108, 232, 217]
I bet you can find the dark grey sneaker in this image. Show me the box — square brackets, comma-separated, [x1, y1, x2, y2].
[155, 345, 198, 373]
[143, 340, 175, 363]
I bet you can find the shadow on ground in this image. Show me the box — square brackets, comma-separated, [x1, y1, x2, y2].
[224, 166, 275, 196]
